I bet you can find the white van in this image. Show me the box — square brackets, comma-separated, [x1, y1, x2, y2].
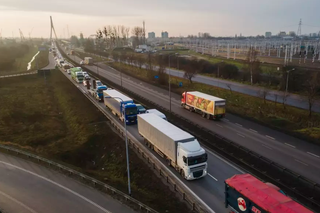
[145, 109, 167, 120]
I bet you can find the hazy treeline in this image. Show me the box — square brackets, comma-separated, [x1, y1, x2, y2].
[0, 43, 30, 71]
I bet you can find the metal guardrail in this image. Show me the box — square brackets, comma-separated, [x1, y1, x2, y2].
[0, 143, 158, 213]
[60, 48, 320, 212]
[0, 71, 37, 79]
[58, 46, 214, 213]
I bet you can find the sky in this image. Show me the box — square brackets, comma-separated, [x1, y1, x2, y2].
[1, 0, 320, 38]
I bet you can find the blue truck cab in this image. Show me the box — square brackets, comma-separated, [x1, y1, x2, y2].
[103, 89, 138, 125]
[96, 85, 108, 101]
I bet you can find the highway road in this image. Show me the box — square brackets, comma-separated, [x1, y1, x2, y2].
[140, 64, 320, 113]
[56, 51, 242, 213]
[61, 49, 320, 184]
[0, 152, 136, 213]
[43, 53, 57, 69]
[57, 46, 318, 211]
[72, 47, 320, 112]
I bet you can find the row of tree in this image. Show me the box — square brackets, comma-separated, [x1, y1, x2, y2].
[109, 49, 319, 117]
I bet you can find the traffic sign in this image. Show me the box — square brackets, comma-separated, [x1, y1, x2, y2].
[38, 46, 47, 51]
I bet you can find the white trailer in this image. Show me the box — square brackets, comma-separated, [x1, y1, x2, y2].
[84, 57, 93, 65]
[103, 89, 137, 125]
[138, 113, 207, 180]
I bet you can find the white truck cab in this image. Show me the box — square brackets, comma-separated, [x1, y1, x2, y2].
[178, 140, 207, 180]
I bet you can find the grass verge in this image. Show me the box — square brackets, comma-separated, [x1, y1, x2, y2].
[0, 70, 190, 213]
[109, 62, 320, 143]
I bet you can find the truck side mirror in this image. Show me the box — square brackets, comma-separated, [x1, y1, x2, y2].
[183, 156, 187, 164]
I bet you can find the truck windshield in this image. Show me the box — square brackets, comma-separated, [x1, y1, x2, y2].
[188, 153, 207, 166]
[125, 107, 137, 115]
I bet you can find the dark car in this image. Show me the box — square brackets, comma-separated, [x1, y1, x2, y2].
[136, 104, 146, 114]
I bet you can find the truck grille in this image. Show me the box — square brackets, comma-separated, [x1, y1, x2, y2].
[190, 165, 206, 173]
[193, 171, 203, 178]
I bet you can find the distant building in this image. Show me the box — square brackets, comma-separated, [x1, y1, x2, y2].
[148, 32, 155, 39]
[265, 32, 272, 38]
[161, 31, 168, 39]
[289, 31, 296, 36]
[278, 31, 286, 37]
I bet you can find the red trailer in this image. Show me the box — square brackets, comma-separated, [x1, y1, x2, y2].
[225, 174, 313, 213]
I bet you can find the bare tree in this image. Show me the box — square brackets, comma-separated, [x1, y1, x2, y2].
[184, 68, 197, 84]
[226, 84, 232, 93]
[280, 91, 289, 109]
[265, 67, 278, 86]
[246, 46, 260, 85]
[136, 54, 145, 69]
[131, 26, 144, 48]
[274, 93, 278, 105]
[259, 88, 270, 104]
[304, 72, 320, 117]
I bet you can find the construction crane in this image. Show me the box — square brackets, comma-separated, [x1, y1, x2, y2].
[29, 28, 33, 40]
[19, 28, 25, 42]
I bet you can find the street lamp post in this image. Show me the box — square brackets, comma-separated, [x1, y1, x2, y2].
[285, 68, 295, 97]
[217, 60, 224, 88]
[104, 96, 131, 196]
[168, 53, 178, 113]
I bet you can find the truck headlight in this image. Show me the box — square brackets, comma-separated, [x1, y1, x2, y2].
[188, 174, 192, 179]
[126, 120, 128, 122]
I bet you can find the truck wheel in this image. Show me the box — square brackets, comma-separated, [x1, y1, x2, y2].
[206, 114, 211, 120]
[202, 112, 206, 118]
[181, 170, 185, 179]
[167, 158, 171, 166]
[189, 107, 193, 112]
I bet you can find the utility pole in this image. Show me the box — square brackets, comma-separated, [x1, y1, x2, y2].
[285, 68, 295, 98]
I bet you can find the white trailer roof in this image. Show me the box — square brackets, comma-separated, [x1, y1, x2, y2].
[187, 91, 225, 102]
[138, 113, 195, 142]
[103, 89, 132, 103]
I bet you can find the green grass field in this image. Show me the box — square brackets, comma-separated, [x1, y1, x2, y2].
[0, 70, 190, 212]
[1, 46, 49, 75]
[109, 62, 320, 142]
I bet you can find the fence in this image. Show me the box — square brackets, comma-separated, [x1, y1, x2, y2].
[0, 71, 37, 79]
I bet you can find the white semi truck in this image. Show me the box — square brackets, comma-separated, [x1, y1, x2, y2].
[137, 113, 208, 180]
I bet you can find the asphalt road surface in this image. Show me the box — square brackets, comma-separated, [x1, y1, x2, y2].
[0, 152, 136, 213]
[135, 64, 320, 113]
[72, 46, 320, 112]
[60, 48, 320, 210]
[65, 52, 320, 183]
[57, 52, 240, 213]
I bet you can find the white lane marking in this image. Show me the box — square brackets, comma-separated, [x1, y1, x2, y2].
[208, 173, 218, 181]
[216, 124, 223, 128]
[249, 129, 257, 133]
[0, 190, 38, 213]
[266, 135, 275, 140]
[285, 143, 296, 149]
[235, 123, 242, 127]
[307, 152, 320, 158]
[223, 119, 229, 122]
[81, 89, 86, 93]
[295, 159, 308, 166]
[0, 161, 112, 213]
[261, 144, 272, 150]
[205, 149, 245, 174]
[237, 133, 245, 138]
